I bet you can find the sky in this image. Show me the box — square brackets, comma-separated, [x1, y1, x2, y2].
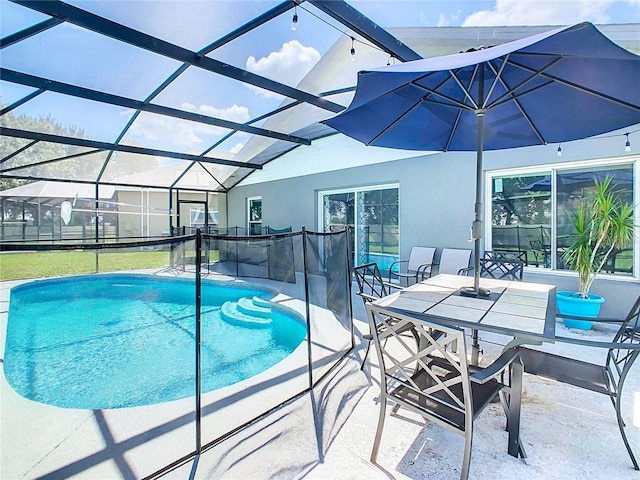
[351, 0, 640, 28]
[1, 0, 639, 165]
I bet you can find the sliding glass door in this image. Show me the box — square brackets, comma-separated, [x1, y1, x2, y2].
[319, 184, 399, 272]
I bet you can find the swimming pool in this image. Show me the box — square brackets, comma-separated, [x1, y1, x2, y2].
[3, 274, 307, 409]
[366, 253, 398, 273]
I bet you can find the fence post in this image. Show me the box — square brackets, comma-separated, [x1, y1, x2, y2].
[301, 226, 313, 389]
[195, 229, 202, 452]
[346, 227, 354, 350]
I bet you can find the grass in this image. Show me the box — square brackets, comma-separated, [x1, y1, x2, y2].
[0, 251, 172, 281]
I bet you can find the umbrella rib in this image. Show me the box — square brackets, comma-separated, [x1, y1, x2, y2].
[449, 68, 479, 110]
[367, 72, 477, 147]
[525, 63, 640, 113]
[411, 80, 476, 112]
[485, 56, 563, 108]
[339, 74, 457, 117]
[484, 58, 547, 145]
[445, 110, 464, 151]
[493, 56, 640, 114]
[484, 54, 511, 108]
[419, 96, 475, 111]
[365, 99, 424, 146]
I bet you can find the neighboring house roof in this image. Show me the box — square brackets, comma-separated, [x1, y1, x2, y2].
[113, 163, 228, 191]
[0, 181, 116, 206]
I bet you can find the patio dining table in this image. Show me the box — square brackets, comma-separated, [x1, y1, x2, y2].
[372, 273, 557, 458]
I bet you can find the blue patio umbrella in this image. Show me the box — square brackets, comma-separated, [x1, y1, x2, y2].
[521, 170, 633, 191]
[324, 22, 640, 297]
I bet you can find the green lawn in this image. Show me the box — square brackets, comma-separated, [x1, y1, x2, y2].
[0, 251, 172, 281]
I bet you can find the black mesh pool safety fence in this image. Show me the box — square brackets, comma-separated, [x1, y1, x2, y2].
[0, 228, 353, 479]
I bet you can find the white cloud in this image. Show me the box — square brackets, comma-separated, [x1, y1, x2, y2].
[229, 142, 244, 154]
[180, 103, 250, 123]
[127, 104, 250, 148]
[245, 40, 321, 99]
[438, 13, 450, 27]
[129, 114, 211, 147]
[438, 9, 461, 27]
[462, 0, 616, 26]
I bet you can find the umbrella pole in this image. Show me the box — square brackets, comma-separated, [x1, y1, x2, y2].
[473, 111, 483, 293]
[471, 109, 485, 366]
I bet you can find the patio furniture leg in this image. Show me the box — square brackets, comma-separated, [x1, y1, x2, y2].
[616, 399, 639, 470]
[498, 390, 528, 462]
[507, 355, 524, 458]
[471, 329, 481, 365]
[371, 395, 387, 463]
[616, 370, 640, 470]
[360, 335, 372, 370]
[461, 430, 473, 480]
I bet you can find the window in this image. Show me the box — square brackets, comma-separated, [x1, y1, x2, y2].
[488, 161, 636, 277]
[556, 166, 634, 274]
[319, 184, 399, 272]
[190, 208, 218, 227]
[491, 173, 552, 267]
[247, 196, 262, 235]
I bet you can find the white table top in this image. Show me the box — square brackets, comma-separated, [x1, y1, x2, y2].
[374, 274, 556, 342]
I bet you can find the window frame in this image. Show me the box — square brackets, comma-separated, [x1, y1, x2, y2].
[486, 156, 639, 280]
[246, 196, 262, 235]
[317, 183, 399, 268]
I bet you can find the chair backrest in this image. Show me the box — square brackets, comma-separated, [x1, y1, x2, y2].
[366, 303, 474, 432]
[407, 247, 436, 273]
[353, 263, 389, 302]
[608, 294, 640, 382]
[620, 294, 640, 335]
[438, 248, 472, 275]
[480, 251, 524, 281]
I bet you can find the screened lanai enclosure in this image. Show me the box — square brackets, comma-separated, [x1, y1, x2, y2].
[0, 0, 423, 222]
[0, 1, 417, 477]
[2, 1, 640, 478]
[0, 0, 425, 252]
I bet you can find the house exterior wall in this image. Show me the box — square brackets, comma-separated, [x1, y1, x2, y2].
[117, 190, 220, 237]
[227, 131, 639, 318]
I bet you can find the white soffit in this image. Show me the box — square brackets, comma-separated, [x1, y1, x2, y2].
[238, 134, 437, 185]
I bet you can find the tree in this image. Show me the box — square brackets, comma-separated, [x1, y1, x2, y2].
[1, 106, 160, 188]
[0, 107, 88, 189]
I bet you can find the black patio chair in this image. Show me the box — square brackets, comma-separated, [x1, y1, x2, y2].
[353, 262, 406, 370]
[366, 304, 521, 480]
[470, 251, 525, 362]
[480, 250, 524, 281]
[520, 294, 640, 470]
[529, 239, 551, 267]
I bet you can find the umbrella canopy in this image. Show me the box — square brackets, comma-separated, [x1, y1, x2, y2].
[521, 169, 633, 192]
[323, 21, 640, 294]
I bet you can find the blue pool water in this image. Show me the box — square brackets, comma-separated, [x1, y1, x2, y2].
[4, 274, 306, 409]
[367, 253, 398, 273]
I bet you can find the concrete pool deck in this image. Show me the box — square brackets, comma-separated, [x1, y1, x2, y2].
[159, 296, 640, 480]
[1, 277, 639, 479]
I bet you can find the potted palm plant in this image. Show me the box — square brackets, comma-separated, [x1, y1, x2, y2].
[558, 176, 636, 329]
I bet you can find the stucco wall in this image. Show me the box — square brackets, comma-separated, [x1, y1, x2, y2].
[228, 132, 639, 318]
